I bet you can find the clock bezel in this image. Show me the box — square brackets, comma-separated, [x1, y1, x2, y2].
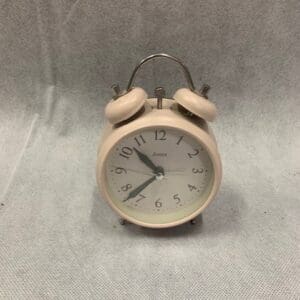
[97, 106, 222, 228]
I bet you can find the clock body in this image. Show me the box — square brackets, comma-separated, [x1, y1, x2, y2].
[96, 99, 222, 228]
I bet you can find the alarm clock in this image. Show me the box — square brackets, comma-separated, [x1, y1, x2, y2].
[96, 53, 222, 228]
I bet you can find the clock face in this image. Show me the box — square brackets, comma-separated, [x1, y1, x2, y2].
[104, 126, 214, 225]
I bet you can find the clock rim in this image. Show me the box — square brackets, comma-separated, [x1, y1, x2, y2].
[97, 109, 222, 228]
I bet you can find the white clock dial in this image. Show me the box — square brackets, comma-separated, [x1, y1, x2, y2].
[105, 127, 214, 224]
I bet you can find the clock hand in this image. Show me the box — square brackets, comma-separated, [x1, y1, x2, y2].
[123, 168, 152, 176]
[164, 169, 185, 173]
[133, 147, 164, 175]
[123, 175, 156, 202]
[110, 165, 152, 176]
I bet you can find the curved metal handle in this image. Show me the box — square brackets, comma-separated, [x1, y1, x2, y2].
[126, 53, 196, 92]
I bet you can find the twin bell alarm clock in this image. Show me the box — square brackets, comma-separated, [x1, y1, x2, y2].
[96, 53, 222, 228]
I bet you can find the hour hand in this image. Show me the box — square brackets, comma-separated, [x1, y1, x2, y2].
[133, 147, 159, 174]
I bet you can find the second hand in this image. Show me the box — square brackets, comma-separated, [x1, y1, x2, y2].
[110, 165, 153, 176]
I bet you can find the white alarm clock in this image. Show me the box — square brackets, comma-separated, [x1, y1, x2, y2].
[97, 53, 222, 228]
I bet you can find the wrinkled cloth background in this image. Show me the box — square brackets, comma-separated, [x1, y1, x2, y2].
[0, 1, 299, 299]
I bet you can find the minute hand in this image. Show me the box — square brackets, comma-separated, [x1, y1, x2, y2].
[133, 147, 159, 173]
[123, 176, 156, 202]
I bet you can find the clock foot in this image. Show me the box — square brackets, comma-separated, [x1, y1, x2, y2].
[119, 218, 127, 225]
[190, 215, 203, 225]
[190, 219, 197, 225]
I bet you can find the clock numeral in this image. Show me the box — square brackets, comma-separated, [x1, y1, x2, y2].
[173, 194, 181, 204]
[136, 194, 146, 202]
[119, 146, 133, 159]
[121, 184, 132, 192]
[188, 184, 197, 192]
[192, 168, 204, 174]
[114, 167, 127, 174]
[155, 129, 167, 140]
[187, 148, 200, 158]
[134, 135, 146, 147]
[155, 198, 162, 208]
[176, 136, 184, 145]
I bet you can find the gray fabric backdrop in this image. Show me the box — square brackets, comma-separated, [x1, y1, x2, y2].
[0, 1, 299, 299]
